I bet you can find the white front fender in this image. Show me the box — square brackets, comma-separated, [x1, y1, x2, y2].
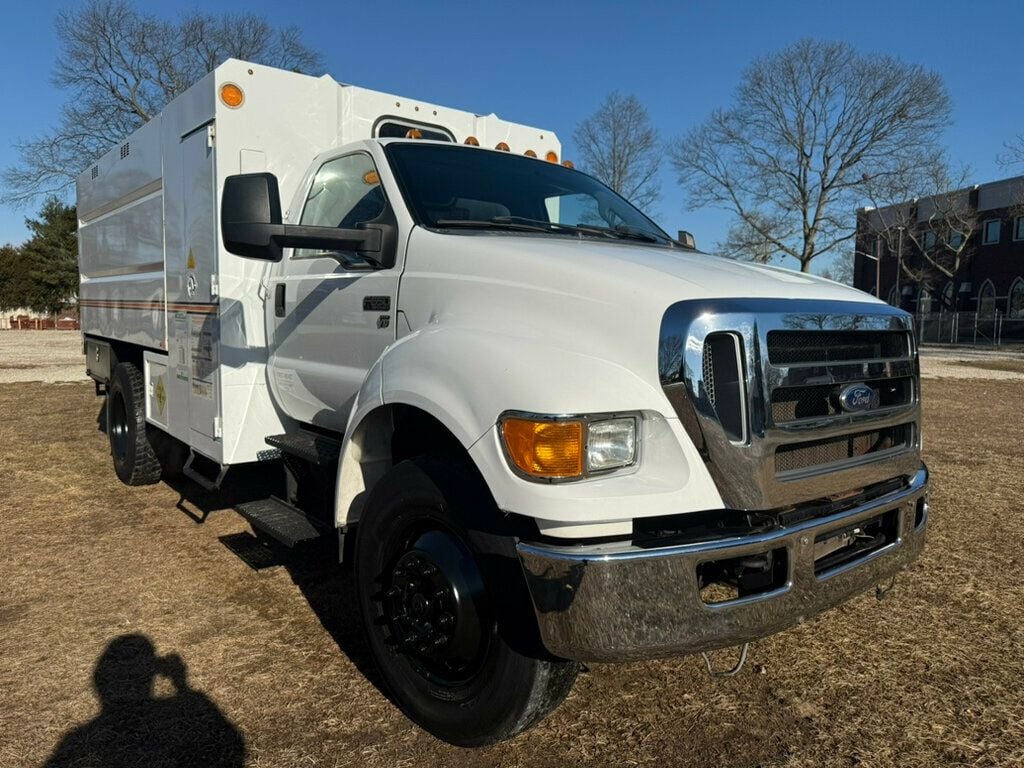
[335, 325, 722, 534]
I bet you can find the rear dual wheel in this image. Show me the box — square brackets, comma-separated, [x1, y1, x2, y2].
[354, 457, 578, 746]
[107, 362, 163, 486]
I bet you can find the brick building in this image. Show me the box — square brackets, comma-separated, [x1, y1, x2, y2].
[854, 175, 1024, 322]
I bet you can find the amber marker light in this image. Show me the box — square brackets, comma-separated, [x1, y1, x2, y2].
[524, 149, 537, 158]
[464, 135, 480, 145]
[501, 418, 583, 479]
[561, 160, 574, 169]
[406, 128, 423, 139]
[545, 151, 559, 163]
[362, 171, 380, 185]
[219, 83, 244, 108]
[495, 142, 510, 152]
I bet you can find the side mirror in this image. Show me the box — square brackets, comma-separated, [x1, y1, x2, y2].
[221, 172, 384, 263]
[676, 230, 696, 250]
[222, 173, 284, 261]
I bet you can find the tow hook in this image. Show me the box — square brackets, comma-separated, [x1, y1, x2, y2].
[875, 575, 897, 600]
[700, 642, 750, 678]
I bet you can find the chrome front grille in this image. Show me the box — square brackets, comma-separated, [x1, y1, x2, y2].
[770, 377, 914, 424]
[774, 423, 913, 475]
[766, 330, 910, 364]
[659, 298, 922, 511]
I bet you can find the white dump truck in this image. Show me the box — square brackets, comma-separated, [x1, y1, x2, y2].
[78, 59, 929, 745]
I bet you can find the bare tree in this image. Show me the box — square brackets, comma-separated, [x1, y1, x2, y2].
[817, 249, 855, 285]
[860, 155, 980, 306]
[3, 0, 322, 204]
[671, 39, 950, 272]
[573, 92, 661, 210]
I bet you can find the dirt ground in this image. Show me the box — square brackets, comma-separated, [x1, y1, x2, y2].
[0, 331, 88, 383]
[1, 343, 1023, 766]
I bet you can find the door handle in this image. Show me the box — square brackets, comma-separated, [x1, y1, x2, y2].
[274, 283, 286, 317]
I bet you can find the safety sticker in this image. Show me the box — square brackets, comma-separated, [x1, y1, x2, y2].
[154, 375, 167, 415]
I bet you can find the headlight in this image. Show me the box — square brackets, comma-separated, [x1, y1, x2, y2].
[587, 417, 637, 471]
[499, 412, 639, 481]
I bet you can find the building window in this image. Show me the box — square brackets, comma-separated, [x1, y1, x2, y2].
[1009, 278, 1024, 318]
[887, 285, 900, 307]
[922, 231, 936, 250]
[983, 219, 1001, 245]
[977, 280, 996, 315]
[1015, 217, 1024, 241]
[949, 231, 965, 249]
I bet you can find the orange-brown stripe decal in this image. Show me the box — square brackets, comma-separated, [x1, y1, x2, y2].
[79, 299, 218, 314]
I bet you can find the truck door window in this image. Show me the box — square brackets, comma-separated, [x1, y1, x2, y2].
[295, 153, 386, 260]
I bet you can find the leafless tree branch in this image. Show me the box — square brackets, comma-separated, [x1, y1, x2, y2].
[3, 0, 323, 205]
[671, 39, 950, 272]
[573, 91, 661, 211]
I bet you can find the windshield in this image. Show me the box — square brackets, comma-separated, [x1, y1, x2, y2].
[384, 142, 673, 245]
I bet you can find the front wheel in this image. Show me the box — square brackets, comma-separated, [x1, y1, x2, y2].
[354, 457, 578, 746]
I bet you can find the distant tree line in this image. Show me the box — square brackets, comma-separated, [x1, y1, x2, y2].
[0, 199, 78, 315]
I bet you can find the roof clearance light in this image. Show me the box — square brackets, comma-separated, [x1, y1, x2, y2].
[219, 83, 244, 108]
[464, 136, 480, 146]
[545, 151, 559, 163]
[524, 149, 537, 158]
[495, 142, 510, 152]
[562, 160, 575, 169]
[406, 128, 423, 139]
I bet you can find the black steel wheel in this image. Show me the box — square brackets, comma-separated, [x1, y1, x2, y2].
[107, 362, 162, 486]
[354, 456, 578, 746]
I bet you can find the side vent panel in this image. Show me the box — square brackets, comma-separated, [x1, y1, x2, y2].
[703, 333, 747, 444]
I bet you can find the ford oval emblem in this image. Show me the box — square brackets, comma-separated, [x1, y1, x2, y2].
[838, 384, 876, 413]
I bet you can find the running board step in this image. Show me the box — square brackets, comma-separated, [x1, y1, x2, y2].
[235, 496, 330, 548]
[265, 431, 342, 466]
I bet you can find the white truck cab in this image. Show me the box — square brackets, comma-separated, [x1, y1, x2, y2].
[78, 60, 928, 746]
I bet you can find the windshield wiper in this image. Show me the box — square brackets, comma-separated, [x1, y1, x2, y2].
[435, 218, 555, 233]
[436, 216, 665, 244]
[496, 216, 664, 243]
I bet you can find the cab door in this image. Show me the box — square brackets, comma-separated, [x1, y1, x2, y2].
[266, 151, 399, 431]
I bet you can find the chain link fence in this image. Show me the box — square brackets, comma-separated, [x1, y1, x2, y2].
[916, 310, 1024, 346]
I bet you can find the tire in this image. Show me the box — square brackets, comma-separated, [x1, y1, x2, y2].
[107, 362, 163, 486]
[354, 456, 578, 746]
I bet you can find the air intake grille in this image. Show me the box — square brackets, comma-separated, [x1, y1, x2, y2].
[767, 330, 910, 365]
[775, 424, 912, 475]
[703, 333, 746, 442]
[120, 142, 130, 159]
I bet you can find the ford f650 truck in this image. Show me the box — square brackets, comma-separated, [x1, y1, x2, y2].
[78, 60, 929, 745]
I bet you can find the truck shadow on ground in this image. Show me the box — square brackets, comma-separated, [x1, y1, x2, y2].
[166, 464, 394, 708]
[43, 634, 246, 767]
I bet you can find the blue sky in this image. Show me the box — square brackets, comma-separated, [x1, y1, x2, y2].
[1, 0, 1020, 275]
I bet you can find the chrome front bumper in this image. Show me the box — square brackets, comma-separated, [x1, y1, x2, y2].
[517, 468, 928, 663]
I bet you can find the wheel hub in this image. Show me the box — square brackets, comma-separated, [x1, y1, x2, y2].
[381, 528, 488, 681]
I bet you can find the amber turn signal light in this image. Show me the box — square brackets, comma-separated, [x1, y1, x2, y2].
[464, 135, 480, 145]
[495, 142, 510, 152]
[545, 151, 559, 163]
[501, 418, 583, 479]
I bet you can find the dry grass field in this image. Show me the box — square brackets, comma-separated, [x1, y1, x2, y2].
[1, 337, 1023, 766]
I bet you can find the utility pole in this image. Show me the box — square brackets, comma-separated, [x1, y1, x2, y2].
[895, 226, 904, 306]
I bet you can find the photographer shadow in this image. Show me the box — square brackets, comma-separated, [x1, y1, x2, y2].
[45, 634, 245, 767]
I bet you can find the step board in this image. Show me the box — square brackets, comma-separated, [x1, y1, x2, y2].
[235, 496, 330, 548]
[265, 431, 342, 466]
